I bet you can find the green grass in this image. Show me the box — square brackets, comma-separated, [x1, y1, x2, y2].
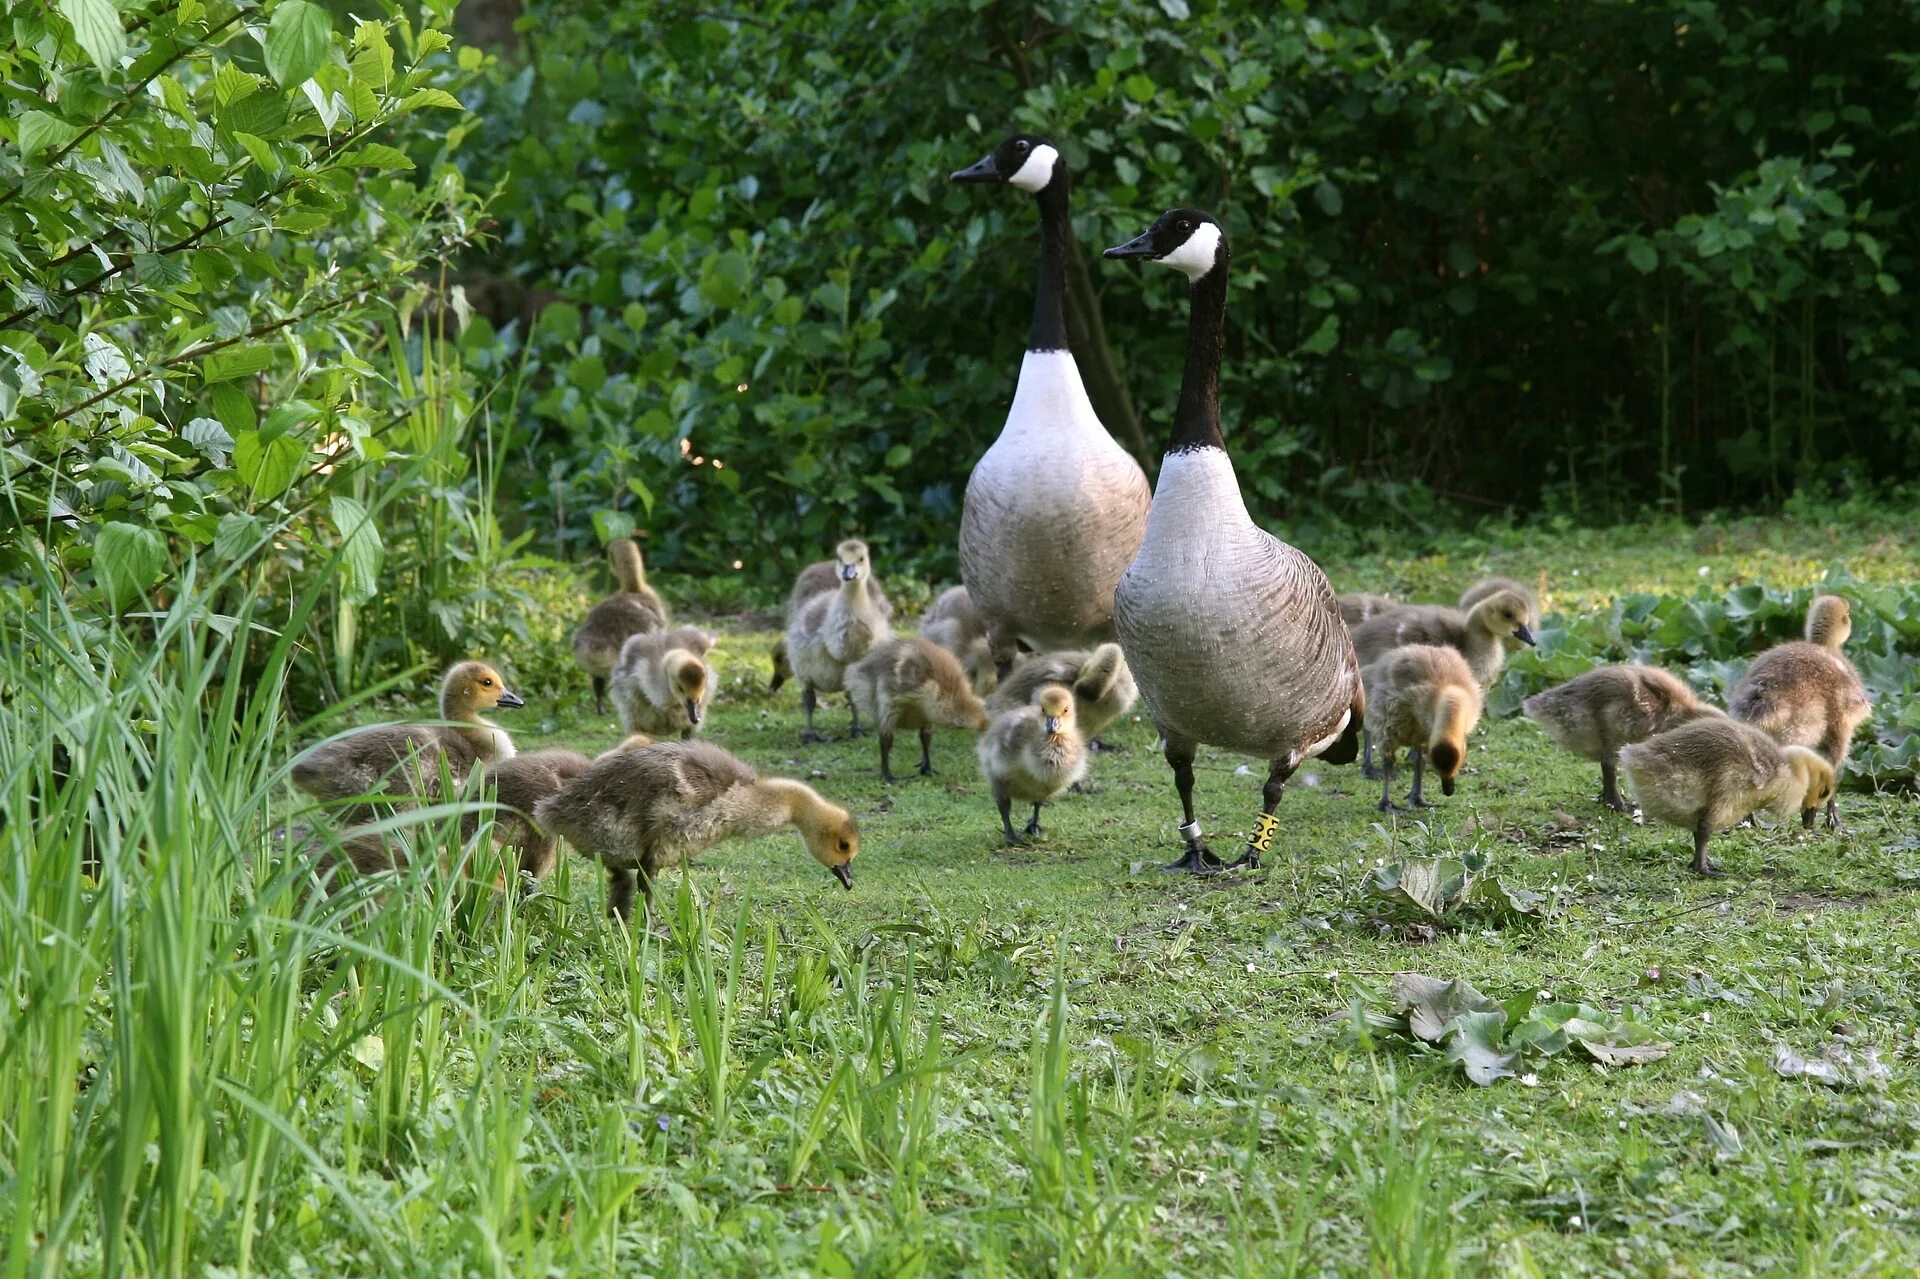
[6, 516, 1919, 1276]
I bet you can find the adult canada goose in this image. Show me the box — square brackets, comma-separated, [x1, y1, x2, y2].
[1351, 589, 1536, 687]
[785, 539, 893, 742]
[291, 661, 525, 821]
[769, 553, 895, 693]
[1102, 209, 1364, 873]
[573, 540, 667, 714]
[1460, 576, 1541, 652]
[918, 585, 998, 695]
[984, 642, 1137, 743]
[535, 740, 859, 922]
[610, 626, 717, 740]
[1361, 645, 1483, 811]
[977, 684, 1089, 845]
[1620, 718, 1836, 875]
[1729, 594, 1871, 829]
[1337, 592, 1401, 629]
[1523, 665, 1723, 811]
[845, 636, 990, 782]
[950, 134, 1152, 660]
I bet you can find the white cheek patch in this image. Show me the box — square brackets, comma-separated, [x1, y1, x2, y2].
[1007, 143, 1060, 193]
[1156, 222, 1222, 279]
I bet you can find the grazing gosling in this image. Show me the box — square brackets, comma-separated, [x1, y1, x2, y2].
[1523, 665, 1723, 811]
[1620, 718, 1836, 875]
[919, 585, 998, 695]
[770, 551, 896, 692]
[291, 661, 525, 820]
[572, 540, 668, 714]
[1352, 588, 1536, 687]
[470, 735, 656, 881]
[1361, 645, 1483, 811]
[846, 636, 990, 782]
[534, 740, 859, 922]
[1459, 576, 1540, 652]
[610, 625, 717, 739]
[985, 642, 1138, 743]
[1338, 592, 1402, 629]
[1728, 594, 1870, 829]
[785, 539, 894, 742]
[977, 685, 1088, 846]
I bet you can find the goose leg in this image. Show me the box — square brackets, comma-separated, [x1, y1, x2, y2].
[1161, 738, 1221, 873]
[1377, 749, 1404, 813]
[1361, 735, 1381, 780]
[800, 683, 823, 743]
[994, 785, 1024, 847]
[1824, 795, 1843, 830]
[1224, 759, 1293, 870]
[918, 726, 936, 776]
[1598, 757, 1628, 812]
[607, 868, 639, 922]
[847, 696, 866, 739]
[878, 730, 898, 783]
[519, 834, 558, 882]
[592, 676, 607, 716]
[769, 640, 791, 693]
[1025, 804, 1044, 837]
[1691, 817, 1723, 877]
[1409, 750, 1438, 808]
[1087, 737, 1119, 754]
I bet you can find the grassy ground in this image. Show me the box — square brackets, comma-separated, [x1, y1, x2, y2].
[11, 511, 1918, 1276]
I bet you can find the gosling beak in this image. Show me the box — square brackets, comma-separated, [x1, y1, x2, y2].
[1802, 806, 1817, 829]
[1441, 776, 1456, 797]
[496, 689, 525, 709]
[831, 863, 854, 890]
[949, 153, 999, 183]
[1513, 623, 1538, 647]
[1044, 716, 1061, 735]
[839, 563, 859, 582]
[684, 698, 702, 726]
[1104, 229, 1158, 261]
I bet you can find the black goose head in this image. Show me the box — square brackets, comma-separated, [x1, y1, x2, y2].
[1103, 208, 1225, 280]
[950, 134, 1063, 194]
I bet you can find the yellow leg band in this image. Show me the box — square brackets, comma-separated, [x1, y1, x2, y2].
[1250, 812, 1280, 853]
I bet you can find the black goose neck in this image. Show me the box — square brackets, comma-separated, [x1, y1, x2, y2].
[1168, 256, 1227, 454]
[1027, 176, 1071, 353]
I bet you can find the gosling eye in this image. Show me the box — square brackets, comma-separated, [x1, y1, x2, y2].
[480, 677, 494, 687]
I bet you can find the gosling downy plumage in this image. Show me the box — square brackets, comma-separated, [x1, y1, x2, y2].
[950, 134, 1151, 657]
[918, 585, 998, 695]
[469, 735, 656, 880]
[977, 684, 1089, 845]
[984, 642, 1138, 742]
[1351, 589, 1537, 687]
[769, 553, 895, 692]
[291, 661, 525, 819]
[572, 540, 668, 713]
[1523, 665, 1723, 810]
[1620, 718, 1836, 875]
[1460, 576, 1541, 653]
[1361, 645, 1484, 811]
[1337, 592, 1402, 629]
[785, 539, 894, 742]
[1728, 594, 1870, 828]
[534, 739, 859, 921]
[846, 636, 990, 782]
[610, 625, 717, 740]
[1103, 209, 1364, 873]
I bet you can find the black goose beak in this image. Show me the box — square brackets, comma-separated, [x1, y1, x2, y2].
[1441, 776, 1457, 797]
[839, 564, 859, 581]
[1044, 716, 1061, 735]
[950, 153, 1000, 183]
[1104, 230, 1158, 261]
[685, 699, 702, 726]
[1514, 623, 1538, 647]
[496, 689, 526, 709]
[831, 863, 854, 890]
[1802, 806, 1817, 829]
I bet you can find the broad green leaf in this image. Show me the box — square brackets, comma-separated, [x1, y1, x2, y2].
[1626, 239, 1658, 273]
[19, 112, 80, 158]
[202, 344, 275, 383]
[592, 508, 636, 545]
[342, 143, 414, 171]
[264, 0, 332, 88]
[349, 18, 393, 87]
[232, 428, 304, 499]
[60, 0, 126, 74]
[234, 131, 278, 173]
[213, 511, 264, 560]
[94, 521, 167, 606]
[134, 253, 192, 287]
[1300, 313, 1339, 355]
[213, 61, 261, 107]
[400, 87, 463, 111]
[183, 417, 235, 465]
[626, 475, 655, 514]
[1388, 972, 1499, 1043]
[1443, 1010, 1517, 1085]
[327, 495, 384, 603]
[210, 383, 257, 433]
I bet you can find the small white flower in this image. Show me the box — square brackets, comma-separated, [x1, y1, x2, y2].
[1521, 1073, 1540, 1087]
[1245, 962, 1256, 973]
[1698, 565, 1711, 576]
[1570, 1214, 1584, 1227]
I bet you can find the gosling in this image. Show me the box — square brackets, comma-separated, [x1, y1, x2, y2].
[1361, 645, 1483, 811]
[1352, 588, 1536, 687]
[1523, 665, 1723, 811]
[1338, 592, 1401, 629]
[1728, 594, 1870, 829]
[1620, 718, 1836, 875]
[977, 685, 1088, 846]
[610, 626, 717, 740]
[769, 548, 895, 692]
[572, 540, 668, 714]
[535, 739, 859, 922]
[470, 735, 655, 881]
[918, 585, 997, 695]
[984, 642, 1138, 746]
[1459, 576, 1540, 651]
[785, 539, 893, 742]
[846, 636, 990, 782]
